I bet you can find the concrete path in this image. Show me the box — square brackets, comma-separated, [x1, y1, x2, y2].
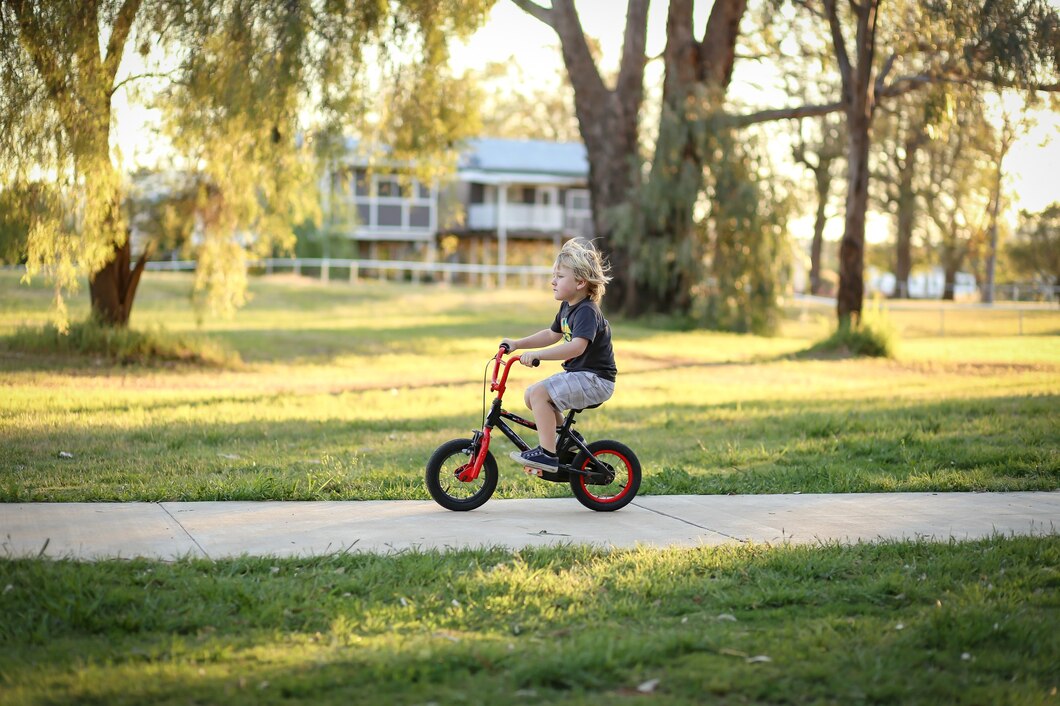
[2, 492, 1057, 561]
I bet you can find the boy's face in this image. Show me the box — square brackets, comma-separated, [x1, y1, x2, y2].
[552, 263, 586, 304]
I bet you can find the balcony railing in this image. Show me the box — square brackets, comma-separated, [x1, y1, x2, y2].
[468, 203, 564, 231]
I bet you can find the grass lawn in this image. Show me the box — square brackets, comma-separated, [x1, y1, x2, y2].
[1, 537, 1057, 704]
[1, 270, 1057, 501]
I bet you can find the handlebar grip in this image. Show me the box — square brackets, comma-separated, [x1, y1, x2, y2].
[499, 342, 511, 353]
[532, 359, 540, 367]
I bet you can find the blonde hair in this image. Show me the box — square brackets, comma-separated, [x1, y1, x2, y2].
[556, 238, 611, 303]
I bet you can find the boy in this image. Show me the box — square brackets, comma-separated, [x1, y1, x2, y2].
[500, 239, 616, 471]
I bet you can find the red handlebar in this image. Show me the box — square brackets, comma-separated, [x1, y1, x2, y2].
[491, 346, 539, 396]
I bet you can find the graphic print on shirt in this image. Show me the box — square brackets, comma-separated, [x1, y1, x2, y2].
[561, 316, 572, 342]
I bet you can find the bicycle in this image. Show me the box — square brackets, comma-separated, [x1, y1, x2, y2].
[425, 344, 641, 512]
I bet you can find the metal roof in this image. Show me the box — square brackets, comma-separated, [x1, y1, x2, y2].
[460, 138, 588, 176]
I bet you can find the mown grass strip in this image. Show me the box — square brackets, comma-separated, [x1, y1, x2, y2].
[0, 536, 1056, 704]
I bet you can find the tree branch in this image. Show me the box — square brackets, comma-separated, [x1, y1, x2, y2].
[509, 0, 554, 28]
[103, 0, 142, 86]
[790, 0, 826, 21]
[822, 0, 852, 102]
[109, 70, 177, 97]
[724, 100, 844, 127]
[616, 0, 649, 103]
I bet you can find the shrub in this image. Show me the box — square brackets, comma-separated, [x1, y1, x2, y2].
[805, 297, 897, 358]
[2, 319, 241, 367]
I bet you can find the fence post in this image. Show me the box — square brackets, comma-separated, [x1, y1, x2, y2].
[294, 259, 302, 277]
[349, 261, 359, 284]
[322, 258, 330, 284]
[939, 307, 945, 337]
[1019, 309, 1023, 336]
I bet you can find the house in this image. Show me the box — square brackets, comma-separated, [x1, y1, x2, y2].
[323, 137, 592, 283]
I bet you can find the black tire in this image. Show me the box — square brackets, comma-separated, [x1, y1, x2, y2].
[425, 438, 498, 511]
[569, 440, 641, 512]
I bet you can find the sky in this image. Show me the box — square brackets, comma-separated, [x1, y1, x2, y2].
[114, 0, 1059, 244]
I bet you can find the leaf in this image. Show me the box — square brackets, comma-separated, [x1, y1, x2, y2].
[746, 655, 772, 664]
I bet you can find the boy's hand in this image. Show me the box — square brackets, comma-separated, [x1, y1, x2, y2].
[500, 338, 518, 353]
[519, 352, 541, 367]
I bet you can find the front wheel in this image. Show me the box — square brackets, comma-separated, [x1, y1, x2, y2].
[569, 440, 641, 512]
[425, 438, 498, 511]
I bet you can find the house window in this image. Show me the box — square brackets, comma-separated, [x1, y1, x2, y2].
[470, 183, 485, 204]
[378, 204, 402, 226]
[376, 176, 400, 198]
[409, 206, 430, 228]
[416, 181, 431, 199]
[356, 204, 371, 226]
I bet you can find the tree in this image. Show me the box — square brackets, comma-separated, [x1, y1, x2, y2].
[0, 0, 492, 329]
[812, 0, 1059, 322]
[920, 88, 995, 300]
[792, 114, 845, 296]
[1007, 203, 1060, 288]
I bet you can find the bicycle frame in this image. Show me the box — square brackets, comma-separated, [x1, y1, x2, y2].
[456, 347, 604, 483]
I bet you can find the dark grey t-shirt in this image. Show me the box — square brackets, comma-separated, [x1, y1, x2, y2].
[550, 299, 617, 382]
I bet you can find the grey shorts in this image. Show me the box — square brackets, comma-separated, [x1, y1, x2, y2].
[543, 371, 615, 412]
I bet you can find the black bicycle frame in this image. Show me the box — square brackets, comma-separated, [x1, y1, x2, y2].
[483, 398, 605, 478]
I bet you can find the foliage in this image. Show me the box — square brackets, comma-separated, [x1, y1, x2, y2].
[0, 0, 493, 327]
[1007, 202, 1060, 284]
[3, 318, 240, 368]
[699, 128, 794, 335]
[473, 60, 580, 142]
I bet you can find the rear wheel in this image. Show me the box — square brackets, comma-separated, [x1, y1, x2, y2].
[425, 438, 498, 511]
[569, 440, 640, 512]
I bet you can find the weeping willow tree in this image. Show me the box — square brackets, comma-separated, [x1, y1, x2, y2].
[0, 0, 492, 329]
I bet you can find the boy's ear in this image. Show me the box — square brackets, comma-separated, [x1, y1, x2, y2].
[576, 279, 587, 290]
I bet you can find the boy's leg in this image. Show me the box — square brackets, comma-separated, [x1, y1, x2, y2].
[526, 383, 562, 453]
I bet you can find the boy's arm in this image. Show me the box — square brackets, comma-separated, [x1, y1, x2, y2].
[519, 337, 588, 366]
[502, 329, 562, 352]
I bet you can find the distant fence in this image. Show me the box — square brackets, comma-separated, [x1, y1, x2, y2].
[790, 294, 1059, 337]
[143, 257, 553, 287]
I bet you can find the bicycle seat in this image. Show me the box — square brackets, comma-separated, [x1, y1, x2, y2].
[571, 403, 603, 413]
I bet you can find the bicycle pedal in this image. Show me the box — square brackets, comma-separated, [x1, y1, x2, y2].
[523, 466, 543, 477]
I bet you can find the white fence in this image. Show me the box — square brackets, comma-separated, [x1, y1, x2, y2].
[145, 257, 553, 286]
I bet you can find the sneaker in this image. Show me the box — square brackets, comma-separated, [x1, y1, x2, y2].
[509, 446, 559, 471]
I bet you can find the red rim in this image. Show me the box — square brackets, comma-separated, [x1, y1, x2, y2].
[578, 450, 633, 504]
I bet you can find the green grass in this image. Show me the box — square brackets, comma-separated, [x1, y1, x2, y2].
[1, 537, 1057, 705]
[1, 270, 1058, 500]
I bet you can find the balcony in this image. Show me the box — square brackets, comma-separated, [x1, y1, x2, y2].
[467, 203, 564, 231]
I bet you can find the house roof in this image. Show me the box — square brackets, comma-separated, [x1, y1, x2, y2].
[460, 138, 588, 177]
[338, 136, 589, 184]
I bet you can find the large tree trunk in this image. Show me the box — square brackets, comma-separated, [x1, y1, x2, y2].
[628, 0, 748, 317]
[825, 0, 879, 327]
[837, 115, 870, 323]
[89, 234, 151, 327]
[535, 0, 649, 314]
